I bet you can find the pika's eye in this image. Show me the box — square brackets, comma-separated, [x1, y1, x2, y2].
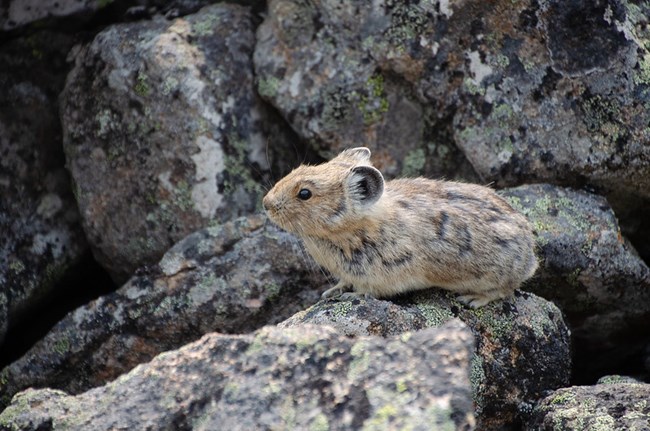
[297, 188, 312, 200]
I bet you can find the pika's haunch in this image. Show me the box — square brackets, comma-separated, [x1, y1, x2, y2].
[263, 147, 538, 307]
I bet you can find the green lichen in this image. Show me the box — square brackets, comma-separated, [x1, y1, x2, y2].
[53, 337, 71, 355]
[193, 13, 219, 37]
[174, 180, 194, 212]
[311, 413, 329, 431]
[357, 74, 390, 125]
[348, 341, 371, 380]
[401, 148, 426, 177]
[414, 301, 454, 328]
[95, 109, 115, 137]
[633, 52, 650, 86]
[469, 353, 486, 412]
[97, 0, 114, 8]
[223, 137, 264, 205]
[257, 76, 282, 99]
[469, 304, 515, 339]
[463, 78, 485, 96]
[8, 260, 25, 274]
[550, 391, 574, 406]
[162, 76, 179, 96]
[265, 282, 282, 301]
[134, 72, 151, 97]
[493, 53, 510, 69]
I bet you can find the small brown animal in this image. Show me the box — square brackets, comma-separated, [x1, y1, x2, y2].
[262, 147, 538, 307]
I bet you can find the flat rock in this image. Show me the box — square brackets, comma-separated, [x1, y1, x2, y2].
[501, 184, 650, 380]
[526, 382, 650, 430]
[282, 288, 570, 430]
[0, 321, 476, 431]
[60, 3, 294, 282]
[0, 215, 326, 409]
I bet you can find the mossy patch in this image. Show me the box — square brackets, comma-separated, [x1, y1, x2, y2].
[257, 76, 282, 99]
[401, 148, 426, 176]
[357, 74, 389, 125]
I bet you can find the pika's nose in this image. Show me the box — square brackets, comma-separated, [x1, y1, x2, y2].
[262, 194, 271, 211]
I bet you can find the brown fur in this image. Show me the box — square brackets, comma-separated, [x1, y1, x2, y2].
[263, 147, 538, 307]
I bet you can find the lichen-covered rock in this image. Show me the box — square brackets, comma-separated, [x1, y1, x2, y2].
[282, 288, 570, 430]
[0, 215, 326, 409]
[526, 382, 650, 431]
[254, 0, 479, 181]
[450, 1, 650, 198]
[254, 0, 650, 251]
[0, 32, 88, 346]
[501, 184, 650, 380]
[60, 3, 295, 282]
[255, 0, 650, 194]
[0, 321, 476, 431]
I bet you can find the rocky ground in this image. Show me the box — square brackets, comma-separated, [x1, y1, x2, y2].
[1, 0, 649, 430]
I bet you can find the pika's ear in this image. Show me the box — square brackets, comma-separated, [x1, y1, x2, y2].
[339, 147, 371, 163]
[348, 165, 384, 205]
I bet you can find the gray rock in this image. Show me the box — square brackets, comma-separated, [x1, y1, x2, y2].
[254, 0, 479, 181]
[526, 382, 650, 431]
[253, 0, 650, 246]
[60, 3, 291, 282]
[0, 32, 88, 345]
[0, 321, 476, 431]
[501, 184, 650, 379]
[452, 1, 650, 197]
[0, 215, 326, 409]
[282, 288, 570, 430]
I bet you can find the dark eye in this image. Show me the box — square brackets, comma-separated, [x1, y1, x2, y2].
[297, 188, 312, 200]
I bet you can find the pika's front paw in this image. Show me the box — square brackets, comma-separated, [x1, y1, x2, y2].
[339, 291, 375, 301]
[321, 283, 354, 299]
[457, 294, 493, 308]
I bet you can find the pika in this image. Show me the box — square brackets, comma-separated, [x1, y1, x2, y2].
[263, 147, 538, 307]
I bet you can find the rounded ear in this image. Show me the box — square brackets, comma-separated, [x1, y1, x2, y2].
[339, 147, 371, 163]
[348, 165, 384, 205]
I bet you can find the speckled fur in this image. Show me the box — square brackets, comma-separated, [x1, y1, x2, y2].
[263, 147, 538, 307]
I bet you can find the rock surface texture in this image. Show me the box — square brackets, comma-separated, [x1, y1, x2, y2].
[0, 31, 87, 346]
[0, 322, 476, 431]
[527, 382, 650, 430]
[60, 3, 288, 282]
[0, 215, 325, 407]
[1, 0, 650, 429]
[254, 0, 650, 260]
[501, 184, 650, 380]
[283, 288, 570, 430]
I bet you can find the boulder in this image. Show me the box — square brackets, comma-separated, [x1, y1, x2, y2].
[501, 184, 650, 380]
[254, 0, 479, 181]
[0, 215, 326, 408]
[527, 382, 650, 430]
[253, 0, 650, 260]
[282, 288, 570, 430]
[60, 3, 297, 282]
[0, 321, 476, 430]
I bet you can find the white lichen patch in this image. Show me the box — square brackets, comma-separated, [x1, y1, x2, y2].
[289, 70, 303, 97]
[191, 135, 225, 218]
[36, 193, 63, 219]
[30, 230, 69, 258]
[467, 51, 493, 86]
[438, 0, 453, 19]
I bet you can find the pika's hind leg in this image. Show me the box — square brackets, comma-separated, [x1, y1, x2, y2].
[321, 281, 354, 299]
[457, 289, 511, 308]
